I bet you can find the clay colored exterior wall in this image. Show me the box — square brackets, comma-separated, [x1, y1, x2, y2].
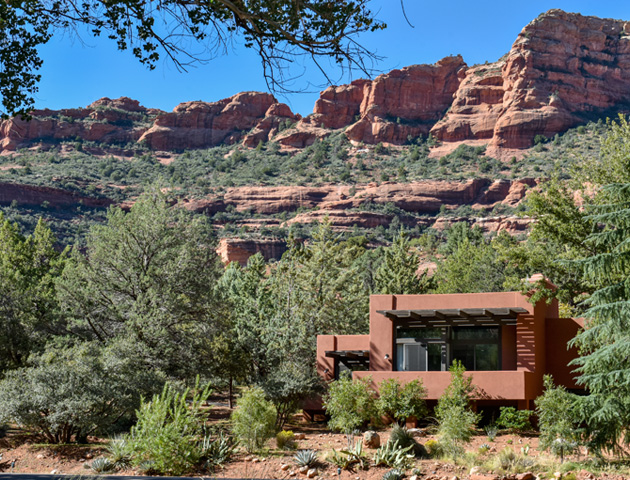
[316, 290, 583, 409]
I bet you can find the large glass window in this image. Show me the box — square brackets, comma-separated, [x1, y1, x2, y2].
[395, 326, 500, 372]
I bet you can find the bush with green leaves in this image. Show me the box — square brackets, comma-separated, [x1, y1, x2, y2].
[324, 374, 376, 446]
[535, 375, 581, 463]
[376, 378, 427, 425]
[231, 386, 277, 452]
[388, 424, 426, 457]
[496, 407, 533, 432]
[435, 361, 479, 458]
[492, 447, 536, 474]
[129, 380, 211, 475]
[0, 342, 161, 444]
[276, 430, 296, 449]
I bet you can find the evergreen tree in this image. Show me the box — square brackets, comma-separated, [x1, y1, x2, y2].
[569, 181, 630, 453]
[374, 230, 432, 294]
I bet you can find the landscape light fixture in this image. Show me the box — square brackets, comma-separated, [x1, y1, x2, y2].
[384, 354, 390, 360]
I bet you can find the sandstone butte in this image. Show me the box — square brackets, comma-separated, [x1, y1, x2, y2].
[1, 10, 629, 154]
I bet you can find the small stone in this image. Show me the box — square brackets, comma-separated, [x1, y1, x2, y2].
[299, 466, 309, 474]
[307, 468, 317, 478]
[555, 473, 562, 479]
[410, 476, 419, 480]
[85, 454, 92, 459]
[451, 476, 459, 480]
[36, 454, 44, 459]
[290, 472, 297, 477]
[471, 467, 483, 476]
[50, 470, 58, 475]
[281, 464, 291, 471]
[252, 458, 260, 463]
[295, 433, 306, 440]
[363, 431, 381, 448]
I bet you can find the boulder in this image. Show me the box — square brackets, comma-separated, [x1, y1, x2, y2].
[363, 431, 381, 448]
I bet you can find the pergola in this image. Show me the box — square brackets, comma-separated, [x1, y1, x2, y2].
[377, 307, 529, 327]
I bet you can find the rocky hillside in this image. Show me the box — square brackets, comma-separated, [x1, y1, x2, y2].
[1, 10, 628, 155]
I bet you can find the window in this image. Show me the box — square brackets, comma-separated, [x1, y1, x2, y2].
[395, 326, 501, 372]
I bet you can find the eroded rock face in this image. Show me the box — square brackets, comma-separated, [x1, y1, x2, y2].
[0, 182, 113, 209]
[0, 96, 154, 151]
[432, 10, 630, 148]
[216, 237, 288, 265]
[139, 92, 298, 150]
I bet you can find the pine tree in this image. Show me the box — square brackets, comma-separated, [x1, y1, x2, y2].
[374, 229, 431, 294]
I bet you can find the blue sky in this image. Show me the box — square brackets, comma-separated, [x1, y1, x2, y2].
[35, 1, 630, 116]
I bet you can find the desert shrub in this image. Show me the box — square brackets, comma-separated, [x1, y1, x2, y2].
[376, 378, 427, 425]
[492, 447, 535, 474]
[496, 407, 533, 432]
[324, 375, 376, 446]
[129, 380, 211, 475]
[535, 375, 581, 463]
[435, 361, 479, 458]
[388, 424, 426, 457]
[373, 440, 413, 469]
[485, 424, 499, 441]
[424, 439, 443, 458]
[0, 342, 160, 444]
[326, 440, 367, 470]
[276, 430, 296, 449]
[231, 387, 277, 452]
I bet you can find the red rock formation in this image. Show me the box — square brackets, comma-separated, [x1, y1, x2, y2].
[216, 237, 288, 265]
[139, 92, 298, 150]
[287, 210, 397, 229]
[0, 96, 154, 151]
[432, 10, 630, 148]
[346, 56, 467, 144]
[0, 182, 113, 208]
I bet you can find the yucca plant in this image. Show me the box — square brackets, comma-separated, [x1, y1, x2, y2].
[90, 457, 117, 473]
[294, 449, 318, 468]
[373, 440, 413, 469]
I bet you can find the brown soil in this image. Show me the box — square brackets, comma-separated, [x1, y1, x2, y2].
[0, 402, 567, 480]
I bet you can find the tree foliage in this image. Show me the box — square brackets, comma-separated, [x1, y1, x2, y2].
[376, 378, 427, 425]
[1, 0, 386, 116]
[324, 374, 376, 442]
[56, 187, 223, 379]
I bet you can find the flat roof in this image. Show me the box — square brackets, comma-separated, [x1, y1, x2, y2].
[376, 307, 529, 327]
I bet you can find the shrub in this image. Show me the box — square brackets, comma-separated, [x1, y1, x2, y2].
[129, 380, 211, 475]
[388, 424, 426, 457]
[493, 447, 535, 474]
[276, 430, 296, 449]
[485, 424, 499, 441]
[326, 440, 367, 470]
[231, 387, 277, 452]
[535, 375, 580, 463]
[424, 439, 443, 458]
[376, 378, 427, 425]
[496, 407, 533, 432]
[435, 361, 479, 458]
[106, 435, 132, 470]
[323, 375, 376, 446]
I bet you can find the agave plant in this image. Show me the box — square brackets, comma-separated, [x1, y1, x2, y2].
[90, 457, 117, 473]
[382, 469, 405, 480]
[201, 431, 236, 467]
[373, 440, 413, 469]
[293, 449, 318, 468]
[106, 434, 132, 470]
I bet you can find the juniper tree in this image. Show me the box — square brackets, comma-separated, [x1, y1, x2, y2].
[374, 230, 432, 294]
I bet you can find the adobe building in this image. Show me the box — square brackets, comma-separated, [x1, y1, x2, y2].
[316, 286, 584, 414]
